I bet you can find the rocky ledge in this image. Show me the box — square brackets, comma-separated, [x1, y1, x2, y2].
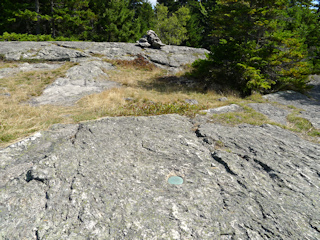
[0, 42, 319, 239]
[0, 41, 209, 106]
[0, 41, 209, 69]
[0, 114, 319, 239]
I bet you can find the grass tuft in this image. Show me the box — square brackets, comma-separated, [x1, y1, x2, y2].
[209, 105, 274, 126]
[286, 112, 320, 138]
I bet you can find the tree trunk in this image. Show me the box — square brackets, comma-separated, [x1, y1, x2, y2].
[35, 0, 40, 35]
[51, 0, 56, 38]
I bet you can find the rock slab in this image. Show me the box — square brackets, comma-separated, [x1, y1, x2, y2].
[0, 41, 209, 69]
[1, 114, 319, 239]
[247, 103, 289, 125]
[29, 61, 119, 106]
[0, 41, 209, 105]
[264, 90, 320, 129]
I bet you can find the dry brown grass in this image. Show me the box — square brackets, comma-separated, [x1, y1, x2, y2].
[0, 58, 270, 148]
[0, 60, 18, 69]
[0, 62, 77, 146]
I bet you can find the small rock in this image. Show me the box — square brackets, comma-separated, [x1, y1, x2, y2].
[124, 97, 134, 102]
[202, 104, 242, 114]
[185, 99, 198, 105]
[1, 93, 11, 97]
[218, 97, 228, 102]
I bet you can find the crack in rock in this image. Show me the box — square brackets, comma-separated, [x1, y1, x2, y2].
[1, 114, 319, 239]
[211, 152, 237, 176]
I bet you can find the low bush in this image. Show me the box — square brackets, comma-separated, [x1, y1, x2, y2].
[0, 32, 77, 41]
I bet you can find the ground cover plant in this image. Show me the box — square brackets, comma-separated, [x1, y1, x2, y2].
[0, 58, 319, 148]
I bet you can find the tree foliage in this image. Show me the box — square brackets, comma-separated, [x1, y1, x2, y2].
[191, 0, 317, 94]
[0, 0, 153, 42]
[155, 4, 190, 45]
[1, 0, 320, 94]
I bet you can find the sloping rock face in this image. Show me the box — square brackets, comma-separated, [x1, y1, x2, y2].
[263, 90, 320, 129]
[1, 114, 319, 239]
[0, 41, 209, 105]
[238, 77, 320, 128]
[0, 62, 62, 79]
[0, 41, 209, 69]
[29, 61, 119, 106]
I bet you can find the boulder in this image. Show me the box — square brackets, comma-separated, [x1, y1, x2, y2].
[0, 62, 62, 79]
[202, 104, 242, 114]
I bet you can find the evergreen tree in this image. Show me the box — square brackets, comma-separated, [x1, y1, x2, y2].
[5, 0, 43, 35]
[3, 0, 95, 39]
[129, 0, 155, 38]
[90, 0, 139, 42]
[155, 4, 190, 45]
[285, 0, 320, 72]
[0, 0, 21, 34]
[53, 0, 95, 40]
[157, 0, 179, 12]
[192, 0, 312, 94]
[184, 0, 208, 48]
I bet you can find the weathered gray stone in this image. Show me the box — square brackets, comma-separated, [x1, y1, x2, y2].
[218, 97, 228, 102]
[264, 90, 320, 129]
[29, 61, 119, 106]
[22, 44, 90, 61]
[0, 42, 49, 60]
[0, 42, 209, 69]
[0, 114, 319, 239]
[196, 122, 320, 240]
[247, 103, 289, 125]
[185, 99, 198, 105]
[136, 37, 151, 48]
[309, 75, 320, 101]
[202, 104, 242, 114]
[0, 62, 62, 79]
[137, 30, 165, 49]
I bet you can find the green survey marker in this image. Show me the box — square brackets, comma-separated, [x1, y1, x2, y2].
[168, 176, 184, 185]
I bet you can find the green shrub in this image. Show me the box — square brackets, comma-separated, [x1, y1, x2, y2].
[0, 32, 77, 41]
[189, 1, 313, 95]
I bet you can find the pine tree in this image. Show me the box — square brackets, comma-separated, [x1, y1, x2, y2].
[0, 0, 21, 34]
[155, 4, 190, 45]
[184, 0, 208, 48]
[285, 0, 320, 72]
[53, 0, 95, 40]
[192, 0, 312, 94]
[129, 0, 155, 39]
[157, 0, 179, 12]
[90, 0, 139, 42]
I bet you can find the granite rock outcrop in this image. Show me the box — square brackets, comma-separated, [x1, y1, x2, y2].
[0, 114, 319, 239]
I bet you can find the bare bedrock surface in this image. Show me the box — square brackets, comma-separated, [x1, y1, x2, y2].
[0, 42, 319, 239]
[0, 41, 209, 69]
[0, 41, 209, 106]
[0, 114, 319, 239]
[29, 60, 119, 106]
